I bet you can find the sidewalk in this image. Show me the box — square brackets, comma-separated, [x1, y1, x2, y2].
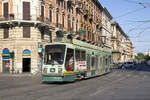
[0, 72, 41, 77]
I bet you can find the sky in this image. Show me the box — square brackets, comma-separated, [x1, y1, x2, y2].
[98, 0, 150, 53]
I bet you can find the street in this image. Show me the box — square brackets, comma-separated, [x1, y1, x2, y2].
[0, 64, 150, 100]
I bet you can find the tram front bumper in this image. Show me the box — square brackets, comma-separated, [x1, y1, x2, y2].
[42, 75, 75, 82]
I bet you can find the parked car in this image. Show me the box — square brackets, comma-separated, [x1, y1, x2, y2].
[123, 62, 134, 68]
[146, 60, 150, 66]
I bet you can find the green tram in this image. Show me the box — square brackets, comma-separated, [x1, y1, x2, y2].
[42, 39, 112, 82]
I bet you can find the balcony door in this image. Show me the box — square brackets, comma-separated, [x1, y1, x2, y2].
[3, 3, 9, 18]
[23, 2, 30, 20]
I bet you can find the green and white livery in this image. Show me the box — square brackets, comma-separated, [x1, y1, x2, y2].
[42, 38, 112, 82]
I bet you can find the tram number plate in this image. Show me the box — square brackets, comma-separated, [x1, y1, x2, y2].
[50, 68, 55, 72]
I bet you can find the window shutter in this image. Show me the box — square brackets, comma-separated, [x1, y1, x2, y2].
[23, 27, 30, 38]
[23, 2, 30, 20]
[4, 3, 9, 18]
[4, 28, 9, 39]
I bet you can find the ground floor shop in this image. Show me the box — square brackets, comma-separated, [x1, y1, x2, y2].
[0, 24, 55, 74]
[0, 41, 44, 74]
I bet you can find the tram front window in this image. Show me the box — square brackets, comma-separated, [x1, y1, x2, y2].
[44, 45, 66, 65]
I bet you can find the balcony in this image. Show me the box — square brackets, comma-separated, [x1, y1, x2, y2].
[0, 14, 15, 21]
[37, 17, 50, 24]
[96, 24, 102, 31]
[75, 1, 83, 9]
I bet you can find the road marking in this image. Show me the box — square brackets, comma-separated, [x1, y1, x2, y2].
[90, 88, 106, 96]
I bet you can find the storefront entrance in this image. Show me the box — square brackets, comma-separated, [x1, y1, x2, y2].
[2, 48, 10, 73]
[23, 58, 31, 72]
[2, 60, 10, 73]
[22, 49, 31, 73]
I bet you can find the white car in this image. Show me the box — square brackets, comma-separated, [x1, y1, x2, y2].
[146, 60, 150, 66]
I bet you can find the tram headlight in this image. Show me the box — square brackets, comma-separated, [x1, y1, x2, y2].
[58, 68, 62, 73]
[43, 68, 47, 73]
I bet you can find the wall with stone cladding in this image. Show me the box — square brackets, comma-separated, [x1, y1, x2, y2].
[0, 27, 43, 73]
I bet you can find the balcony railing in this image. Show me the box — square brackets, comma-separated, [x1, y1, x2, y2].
[0, 14, 15, 21]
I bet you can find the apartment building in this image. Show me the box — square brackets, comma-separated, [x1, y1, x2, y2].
[77, 0, 103, 45]
[126, 37, 134, 61]
[102, 7, 112, 49]
[111, 22, 121, 63]
[111, 22, 134, 63]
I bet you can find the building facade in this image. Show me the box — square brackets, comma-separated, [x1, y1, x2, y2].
[126, 37, 134, 61]
[111, 22, 134, 63]
[0, 0, 134, 74]
[102, 7, 112, 49]
[0, 0, 106, 74]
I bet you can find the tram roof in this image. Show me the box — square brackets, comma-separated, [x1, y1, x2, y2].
[47, 38, 112, 53]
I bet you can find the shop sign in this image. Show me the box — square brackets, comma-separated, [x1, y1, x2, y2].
[2, 48, 10, 59]
[38, 48, 43, 53]
[23, 50, 31, 58]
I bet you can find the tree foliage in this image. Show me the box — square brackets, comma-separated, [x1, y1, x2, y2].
[135, 53, 149, 60]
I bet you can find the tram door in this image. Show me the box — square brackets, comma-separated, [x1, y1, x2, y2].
[95, 56, 99, 75]
[65, 48, 74, 71]
[99, 57, 103, 73]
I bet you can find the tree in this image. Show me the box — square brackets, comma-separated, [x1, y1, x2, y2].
[134, 53, 149, 61]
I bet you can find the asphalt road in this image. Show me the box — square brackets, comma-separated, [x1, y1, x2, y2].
[0, 64, 150, 100]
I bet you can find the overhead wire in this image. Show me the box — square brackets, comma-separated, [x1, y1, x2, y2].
[114, 0, 150, 19]
[129, 27, 150, 38]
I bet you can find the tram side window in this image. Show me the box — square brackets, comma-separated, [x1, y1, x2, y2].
[109, 56, 112, 65]
[91, 57, 95, 68]
[75, 49, 80, 61]
[103, 57, 105, 68]
[87, 54, 91, 70]
[75, 49, 86, 61]
[95, 56, 99, 69]
[99, 57, 101, 68]
[81, 51, 86, 61]
[106, 58, 108, 67]
[100, 57, 103, 69]
[65, 48, 74, 71]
